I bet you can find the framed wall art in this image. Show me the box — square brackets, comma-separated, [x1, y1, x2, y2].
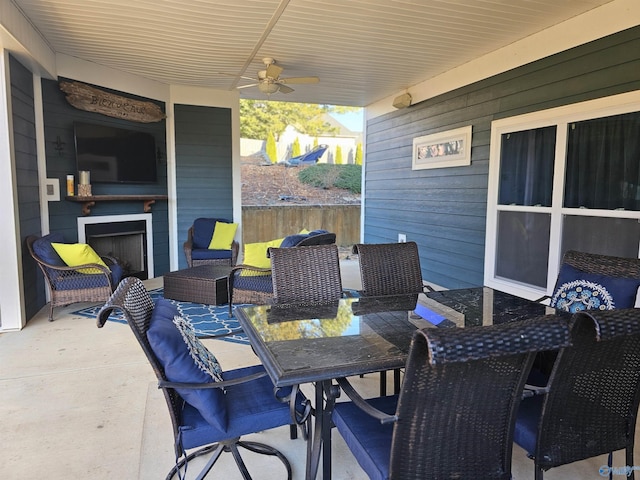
[412, 126, 472, 170]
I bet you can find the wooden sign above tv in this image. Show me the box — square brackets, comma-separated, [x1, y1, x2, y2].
[59, 81, 166, 123]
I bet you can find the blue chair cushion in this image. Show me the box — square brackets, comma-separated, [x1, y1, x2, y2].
[513, 394, 544, 456]
[192, 217, 232, 250]
[332, 395, 398, 480]
[146, 299, 228, 431]
[32, 233, 65, 266]
[179, 364, 298, 449]
[109, 263, 124, 286]
[191, 248, 233, 260]
[233, 271, 273, 293]
[550, 264, 640, 312]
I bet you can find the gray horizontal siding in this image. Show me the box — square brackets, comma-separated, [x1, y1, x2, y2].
[174, 104, 234, 269]
[364, 25, 640, 289]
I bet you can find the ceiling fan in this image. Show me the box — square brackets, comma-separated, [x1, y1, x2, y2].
[228, 57, 319, 95]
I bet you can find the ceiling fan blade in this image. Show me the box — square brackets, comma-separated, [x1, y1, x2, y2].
[237, 83, 260, 89]
[218, 72, 257, 82]
[278, 76, 320, 85]
[277, 84, 295, 94]
[265, 63, 283, 79]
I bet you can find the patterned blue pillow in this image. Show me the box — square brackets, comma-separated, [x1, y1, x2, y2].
[147, 299, 227, 430]
[551, 264, 640, 313]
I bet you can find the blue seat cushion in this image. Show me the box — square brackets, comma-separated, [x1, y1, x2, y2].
[551, 264, 640, 312]
[192, 217, 232, 250]
[32, 233, 65, 266]
[233, 271, 273, 293]
[332, 395, 398, 480]
[147, 299, 228, 431]
[513, 394, 544, 456]
[52, 272, 113, 290]
[179, 364, 300, 449]
[109, 263, 123, 286]
[191, 248, 233, 260]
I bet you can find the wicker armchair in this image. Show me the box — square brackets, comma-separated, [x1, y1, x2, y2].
[514, 309, 640, 480]
[97, 277, 307, 480]
[26, 234, 122, 321]
[183, 217, 239, 267]
[332, 315, 570, 480]
[227, 232, 336, 315]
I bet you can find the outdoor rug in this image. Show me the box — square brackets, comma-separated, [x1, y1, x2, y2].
[72, 288, 250, 345]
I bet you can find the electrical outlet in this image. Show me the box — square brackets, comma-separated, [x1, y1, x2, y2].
[398, 233, 406, 243]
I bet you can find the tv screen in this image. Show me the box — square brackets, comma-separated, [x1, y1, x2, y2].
[74, 122, 158, 184]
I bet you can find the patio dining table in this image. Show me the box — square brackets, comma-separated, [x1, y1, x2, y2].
[235, 287, 556, 479]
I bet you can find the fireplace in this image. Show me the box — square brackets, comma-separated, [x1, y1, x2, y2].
[78, 214, 154, 280]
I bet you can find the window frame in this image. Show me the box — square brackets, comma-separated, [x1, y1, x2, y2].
[485, 91, 640, 300]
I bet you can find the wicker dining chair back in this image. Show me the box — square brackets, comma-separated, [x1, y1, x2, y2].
[514, 309, 640, 479]
[332, 315, 570, 480]
[269, 244, 343, 305]
[353, 241, 425, 296]
[559, 250, 640, 279]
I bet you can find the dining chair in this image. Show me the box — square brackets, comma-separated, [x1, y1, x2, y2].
[514, 308, 640, 480]
[269, 243, 344, 304]
[97, 277, 308, 480]
[332, 316, 570, 480]
[352, 241, 427, 297]
[352, 241, 428, 395]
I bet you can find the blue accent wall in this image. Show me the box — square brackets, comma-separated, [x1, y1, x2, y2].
[41, 78, 170, 276]
[364, 26, 640, 289]
[174, 104, 233, 269]
[11, 54, 42, 320]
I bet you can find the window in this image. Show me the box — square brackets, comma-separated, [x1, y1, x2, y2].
[485, 91, 640, 300]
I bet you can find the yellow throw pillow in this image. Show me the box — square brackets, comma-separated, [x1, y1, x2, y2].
[240, 238, 284, 276]
[208, 222, 238, 250]
[299, 228, 310, 234]
[51, 243, 109, 274]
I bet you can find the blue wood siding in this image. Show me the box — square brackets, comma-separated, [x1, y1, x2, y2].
[11, 55, 43, 320]
[174, 104, 233, 269]
[364, 26, 640, 289]
[41, 78, 170, 277]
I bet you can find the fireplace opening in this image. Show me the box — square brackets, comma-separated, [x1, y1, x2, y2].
[84, 220, 148, 280]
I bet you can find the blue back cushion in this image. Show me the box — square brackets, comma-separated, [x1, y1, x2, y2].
[32, 233, 65, 266]
[551, 264, 640, 312]
[192, 218, 231, 250]
[280, 229, 330, 248]
[146, 299, 228, 430]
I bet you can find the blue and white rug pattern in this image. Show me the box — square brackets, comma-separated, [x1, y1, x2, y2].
[72, 288, 250, 345]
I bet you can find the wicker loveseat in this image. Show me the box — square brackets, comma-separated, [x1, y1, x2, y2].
[26, 233, 123, 321]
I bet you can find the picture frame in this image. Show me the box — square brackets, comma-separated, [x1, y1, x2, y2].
[44, 178, 60, 201]
[412, 126, 472, 170]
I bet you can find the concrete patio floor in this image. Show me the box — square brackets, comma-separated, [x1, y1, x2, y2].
[1, 259, 635, 479]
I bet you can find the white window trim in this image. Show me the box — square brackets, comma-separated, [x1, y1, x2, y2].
[485, 90, 640, 300]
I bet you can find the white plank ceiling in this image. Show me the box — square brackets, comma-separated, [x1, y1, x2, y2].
[11, 0, 615, 106]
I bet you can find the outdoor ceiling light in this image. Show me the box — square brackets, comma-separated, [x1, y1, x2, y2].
[258, 81, 279, 94]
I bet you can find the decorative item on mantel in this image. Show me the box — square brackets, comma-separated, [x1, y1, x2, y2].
[77, 170, 91, 197]
[66, 174, 74, 196]
[59, 81, 166, 123]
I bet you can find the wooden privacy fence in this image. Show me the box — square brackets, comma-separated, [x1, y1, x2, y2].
[242, 205, 360, 246]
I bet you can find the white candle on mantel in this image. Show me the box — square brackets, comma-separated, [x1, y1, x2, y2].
[79, 171, 90, 185]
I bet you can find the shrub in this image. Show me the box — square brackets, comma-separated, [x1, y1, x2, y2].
[298, 164, 361, 194]
[266, 131, 277, 163]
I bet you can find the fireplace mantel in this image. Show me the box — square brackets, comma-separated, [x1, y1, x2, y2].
[65, 195, 168, 215]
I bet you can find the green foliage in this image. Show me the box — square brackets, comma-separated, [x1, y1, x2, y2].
[240, 100, 342, 140]
[355, 142, 363, 165]
[291, 137, 301, 158]
[335, 145, 343, 165]
[266, 131, 277, 163]
[298, 164, 361, 194]
[313, 137, 319, 148]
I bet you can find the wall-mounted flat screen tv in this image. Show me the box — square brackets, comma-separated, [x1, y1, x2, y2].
[74, 122, 158, 184]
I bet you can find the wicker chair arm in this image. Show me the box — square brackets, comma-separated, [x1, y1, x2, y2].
[336, 377, 398, 425]
[100, 255, 119, 266]
[183, 226, 195, 267]
[158, 370, 267, 390]
[42, 260, 112, 276]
